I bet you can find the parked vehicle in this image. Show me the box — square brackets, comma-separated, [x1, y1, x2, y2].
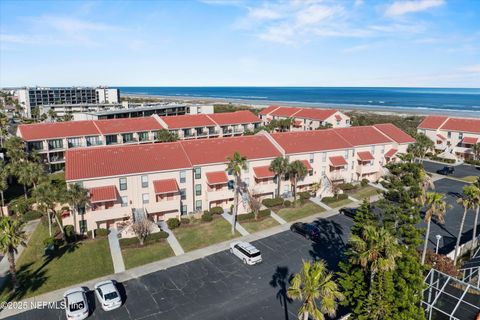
[94, 280, 122, 311]
[229, 241, 262, 265]
[63, 287, 89, 320]
[437, 166, 454, 175]
[290, 223, 321, 240]
[339, 207, 357, 219]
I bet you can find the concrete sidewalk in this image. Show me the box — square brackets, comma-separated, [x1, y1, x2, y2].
[221, 212, 249, 236]
[0, 219, 40, 289]
[108, 228, 125, 274]
[158, 221, 185, 256]
[0, 195, 382, 319]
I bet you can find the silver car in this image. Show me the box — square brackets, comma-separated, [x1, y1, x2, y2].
[63, 287, 89, 320]
[94, 280, 122, 311]
[229, 241, 262, 265]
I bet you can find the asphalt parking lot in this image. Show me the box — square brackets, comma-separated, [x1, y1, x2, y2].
[5, 215, 354, 320]
[422, 160, 480, 179]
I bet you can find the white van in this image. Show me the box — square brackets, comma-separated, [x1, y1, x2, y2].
[229, 241, 262, 265]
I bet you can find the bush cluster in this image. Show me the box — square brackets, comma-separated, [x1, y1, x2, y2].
[63, 225, 75, 240]
[96, 228, 109, 237]
[465, 159, 480, 166]
[21, 211, 43, 222]
[361, 179, 369, 187]
[429, 155, 456, 164]
[167, 218, 181, 229]
[297, 191, 311, 200]
[202, 212, 213, 222]
[43, 236, 64, 248]
[284, 200, 292, 207]
[337, 183, 357, 191]
[322, 193, 348, 204]
[262, 198, 284, 207]
[119, 231, 169, 247]
[209, 206, 224, 215]
[236, 209, 271, 221]
[180, 217, 190, 225]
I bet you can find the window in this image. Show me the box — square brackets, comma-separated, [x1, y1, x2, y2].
[184, 129, 191, 137]
[346, 119, 350, 125]
[371, 146, 375, 153]
[195, 200, 202, 211]
[138, 132, 149, 141]
[119, 177, 127, 190]
[28, 141, 43, 151]
[344, 150, 349, 159]
[48, 139, 63, 150]
[86, 136, 101, 146]
[181, 205, 187, 215]
[321, 152, 326, 162]
[121, 196, 128, 207]
[180, 188, 186, 200]
[177, 171, 185, 184]
[351, 161, 354, 170]
[142, 193, 149, 204]
[105, 135, 118, 145]
[122, 133, 134, 143]
[447, 131, 451, 138]
[459, 132, 463, 140]
[79, 220, 87, 233]
[321, 166, 326, 176]
[309, 153, 314, 163]
[336, 120, 340, 125]
[352, 149, 355, 156]
[67, 137, 82, 148]
[141, 175, 148, 188]
[195, 184, 201, 196]
[194, 168, 201, 179]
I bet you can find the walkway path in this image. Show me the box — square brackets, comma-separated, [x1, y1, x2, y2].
[158, 221, 184, 256]
[0, 219, 40, 289]
[108, 227, 125, 274]
[309, 196, 333, 211]
[269, 211, 287, 225]
[348, 196, 359, 202]
[221, 212, 249, 236]
[369, 181, 387, 192]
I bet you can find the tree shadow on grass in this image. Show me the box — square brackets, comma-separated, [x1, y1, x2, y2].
[270, 266, 294, 320]
[309, 219, 347, 272]
[0, 262, 48, 303]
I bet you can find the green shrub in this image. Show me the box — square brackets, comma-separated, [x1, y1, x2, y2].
[202, 212, 213, 222]
[180, 217, 190, 225]
[119, 237, 139, 247]
[429, 155, 456, 164]
[43, 236, 64, 248]
[465, 159, 480, 166]
[95, 228, 109, 237]
[258, 209, 271, 218]
[167, 218, 181, 229]
[322, 193, 349, 204]
[147, 231, 169, 241]
[237, 212, 255, 221]
[209, 206, 224, 215]
[262, 198, 284, 207]
[284, 200, 292, 207]
[338, 183, 357, 191]
[298, 191, 311, 200]
[361, 179, 369, 187]
[22, 210, 43, 222]
[63, 225, 75, 240]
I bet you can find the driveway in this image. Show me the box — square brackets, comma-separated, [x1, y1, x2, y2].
[422, 160, 480, 179]
[5, 215, 353, 320]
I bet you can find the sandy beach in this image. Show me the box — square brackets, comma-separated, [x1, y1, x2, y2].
[123, 93, 480, 118]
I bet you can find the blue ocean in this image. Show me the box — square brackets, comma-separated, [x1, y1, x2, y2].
[117, 87, 480, 116]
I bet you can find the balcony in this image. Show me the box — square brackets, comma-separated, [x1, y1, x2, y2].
[88, 205, 132, 223]
[252, 181, 276, 194]
[356, 163, 380, 175]
[145, 198, 181, 213]
[206, 188, 234, 202]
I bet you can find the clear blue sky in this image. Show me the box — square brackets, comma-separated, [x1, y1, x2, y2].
[0, 0, 479, 87]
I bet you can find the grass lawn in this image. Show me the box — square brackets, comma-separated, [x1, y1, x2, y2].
[0, 220, 113, 302]
[327, 198, 353, 208]
[276, 202, 325, 222]
[240, 217, 280, 233]
[459, 176, 479, 183]
[172, 217, 240, 252]
[121, 241, 174, 270]
[349, 186, 380, 200]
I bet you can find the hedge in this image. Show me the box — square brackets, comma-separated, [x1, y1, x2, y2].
[119, 231, 169, 247]
[237, 209, 271, 221]
[429, 155, 456, 164]
[202, 212, 213, 222]
[284, 200, 292, 207]
[298, 191, 311, 200]
[96, 228, 109, 237]
[180, 217, 190, 225]
[337, 183, 357, 191]
[64, 225, 75, 240]
[22, 210, 43, 222]
[167, 218, 181, 229]
[361, 179, 369, 187]
[262, 198, 284, 207]
[209, 206, 224, 215]
[465, 159, 480, 166]
[322, 193, 349, 204]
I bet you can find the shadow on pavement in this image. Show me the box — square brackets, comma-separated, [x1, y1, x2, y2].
[309, 219, 347, 271]
[270, 266, 294, 320]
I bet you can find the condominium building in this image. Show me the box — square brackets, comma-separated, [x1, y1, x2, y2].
[62, 124, 414, 234]
[417, 116, 480, 161]
[14, 87, 119, 117]
[16, 110, 261, 171]
[259, 106, 351, 129]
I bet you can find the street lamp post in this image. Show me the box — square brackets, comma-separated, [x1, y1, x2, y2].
[435, 234, 442, 254]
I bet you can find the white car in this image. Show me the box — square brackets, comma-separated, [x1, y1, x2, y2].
[229, 241, 262, 265]
[94, 280, 122, 311]
[63, 287, 89, 320]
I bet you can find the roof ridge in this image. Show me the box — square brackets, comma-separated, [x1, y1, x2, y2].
[330, 128, 354, 148]
[205, 113, 219, 126]
[437, 116, 451, 131]
[178, 141, 193, 167]
[371, 124, 395, 143]
[92, 120, 103, 135]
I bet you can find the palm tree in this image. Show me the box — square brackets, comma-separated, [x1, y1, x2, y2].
[287, 260, 344, 320]
[421, 192, 448, 265]
[417, 169, 434, 205]
[226, 152, 247, 235]
[5, 136, 26, 163]
[454, 185, 476, 264]
[0, 216, 27, 291]
[32, 182, 56, 236]
[66, 183, 89, 235]
[349, 225, 401, 294]
[270, 156, 289, 198]
[471, 143, 480, 161]
[288, 160, 308, 203]
[0, 163, 8, 215]
[469, 185, 480, 256]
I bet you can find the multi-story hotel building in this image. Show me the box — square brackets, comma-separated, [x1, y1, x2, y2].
[16, 110, 261, 171]
[417, 116, 480, 161]
[259, 106, 351, 129]
[14, 87, 119, 117]
[62, 124, 414, 234]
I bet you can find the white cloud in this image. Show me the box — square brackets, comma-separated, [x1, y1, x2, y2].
[296, 5, 338, 26]
[37, 16, 118, 33]
[257, 24, 296, 44]
[385, 0, 445, 17]
[248, 6, 283, 20]
[459, 64, 480, 73]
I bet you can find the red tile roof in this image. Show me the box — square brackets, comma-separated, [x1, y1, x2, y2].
[89, 186, 118, 203]
[160, 114, 216, 129]
[441, 118, 480, 134]
[180, 135, 282, 165]
[294, 120, 303, 127]
[18, 120, 100, 140]
[295, 108, 337, 121]
[300, 160, 313, 170]
[65, 142, 192, 180]
[374, 123, 416, 144]
[335, 126, 392, 146]
[329, 156, 348, 167]
[269, 107, 302, 117]
[271, 130, 352, 154]
[206, 171, 229, 185]
[385, 148, 398, 158]
[418, 116, 448, 130]
[462, 137, 478, 145]
[357, 151, 375, 161]
[253, 166, 275, 179]
[207, 110, 260, 125]
[335, 114, 342, 121]
[153, 179, 179, 194]
[259, 105, 280, 115]
[94, 117, 164, 135]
